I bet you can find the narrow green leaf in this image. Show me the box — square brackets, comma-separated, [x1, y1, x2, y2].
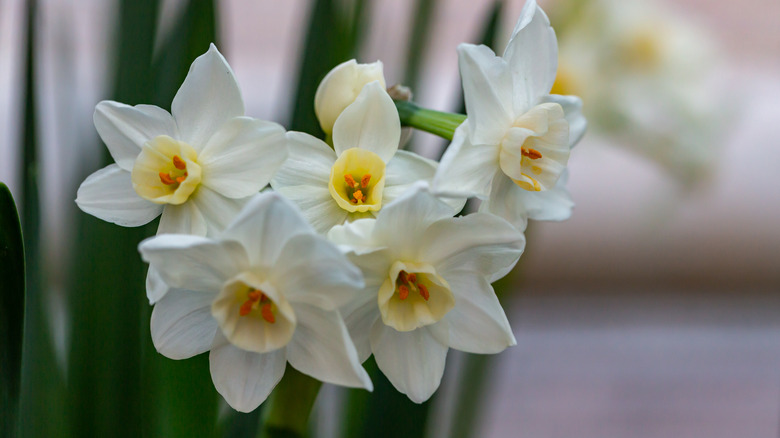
[0, 184, 25, 438]
[259, 366, 322, 438]
[66, 0, 159, 436]
[17, 0, 67, 435]
[342, 357, 433, 438]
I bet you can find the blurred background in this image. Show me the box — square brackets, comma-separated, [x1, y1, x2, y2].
[1, 0, 778, 437]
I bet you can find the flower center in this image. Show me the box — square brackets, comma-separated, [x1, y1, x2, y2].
[131, 135, 202, 205]
[211, 273, 296, 353]
[498, 103, 569, 192]
[239, 288, 276, 324]
[377, 261, 454, 332]
[329, 148, 386, 213]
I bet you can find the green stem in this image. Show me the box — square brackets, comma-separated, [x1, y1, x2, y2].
[259, 366, 322, 438]
[394, 100, 466, 141]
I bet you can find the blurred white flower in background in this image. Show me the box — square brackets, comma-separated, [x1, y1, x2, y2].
[548, 0, 727, 186]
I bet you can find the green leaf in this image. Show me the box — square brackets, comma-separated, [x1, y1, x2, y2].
[0, 184, 25, 438]
[65, 0, 160, 436]
[259, 366, 322, 438]
[17, 0, 67, 435]
[342, 357, 434, 438]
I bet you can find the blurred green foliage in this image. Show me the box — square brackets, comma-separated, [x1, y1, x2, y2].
[1, 183, 25, 438]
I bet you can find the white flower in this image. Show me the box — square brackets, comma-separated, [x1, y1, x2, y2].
[551, 0, 723, 185]
[433, 0, 586, 230]
[138, 192, 372, 412]
[272, 81, 460, 234]
[315, 59, 386, 135]
[76, 44, 287, 237]
[328, 184, 524, 403]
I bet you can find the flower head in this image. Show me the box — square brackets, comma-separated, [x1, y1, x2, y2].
[433, 0, 586, 229]
[328, 184, 524, 402]
[272, 81, 461, 234]
[76, 44, 287, 237]
[139, 192, 372, 412]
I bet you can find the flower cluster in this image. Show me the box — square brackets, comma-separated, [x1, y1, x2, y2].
[76, 0, 584, 411]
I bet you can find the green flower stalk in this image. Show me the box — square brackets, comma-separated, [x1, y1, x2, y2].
[393, 100, 466, 141]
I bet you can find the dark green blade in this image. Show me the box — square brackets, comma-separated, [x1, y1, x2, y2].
[0, 184, 25, 438]
[65, 0, 160, 436]
[17, 0, 67, 435]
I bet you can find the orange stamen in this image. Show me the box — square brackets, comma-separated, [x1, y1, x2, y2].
[361, 174, 371, 188]
[398, 285, 410, 300]
[172, 155, 187, 170]
[407, 273, 417, 284]
[521, 147, 542, 160]
[344, 174, 357, 188]
[176, 175, 187, 183]
[352, 190, 364, 203]
[261, 302, 276, 323]
[239, 300, 254, 316]
[418, 284, 429, 301]
[398, 270, 408, 283]
[159, 172, 176, 185]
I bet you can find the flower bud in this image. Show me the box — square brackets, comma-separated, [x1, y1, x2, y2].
[314, 59, 385, 135]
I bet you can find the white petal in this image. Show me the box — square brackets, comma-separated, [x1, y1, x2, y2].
[158, 201, 208, 236]
[271, 132, 335, 188]
[502, 0, 558, 111]
[221, 192, 314, 266]
[382, 150, 441, 205]
[327, 218, 379, 254]
[150, 288, 218, 359]
[433, 124, 500, 198]
[76, 164, 163, 226]
[209, 335, 287, 412]
[271, 234, 364, 310]
[370, 324, 448, 403]
[441, 272, 516, 354]
[341, 288, 380, 362]
[479, 173, 530, 231]
[146, 266, 169, 304]
[457, 44, 514, 145]
[93, 101, 177, 171]
[274, 185, 348, 235]
[373, 184, 458, 260]
[517, 169, 575, 222]
[420, 213, 524, 281]
[332, 81, 400, 163]
[138, 234, 248, 292]
[287, 304, 372, 390]
[199, 117, 287, 198]
[172, 44, 245, 148]
[541, 94, 587, 148]
[191, 186, 248, 237]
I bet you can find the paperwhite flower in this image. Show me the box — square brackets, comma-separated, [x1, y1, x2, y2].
[272, 81, 458, 234]
[76, 44, 287, 237]
[328, 184, 524, 403]
[433, 0, 586, 230]
[138, 192, 372, 412]
[550, 0, 723, 185]
[315, 59, 385, 136]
